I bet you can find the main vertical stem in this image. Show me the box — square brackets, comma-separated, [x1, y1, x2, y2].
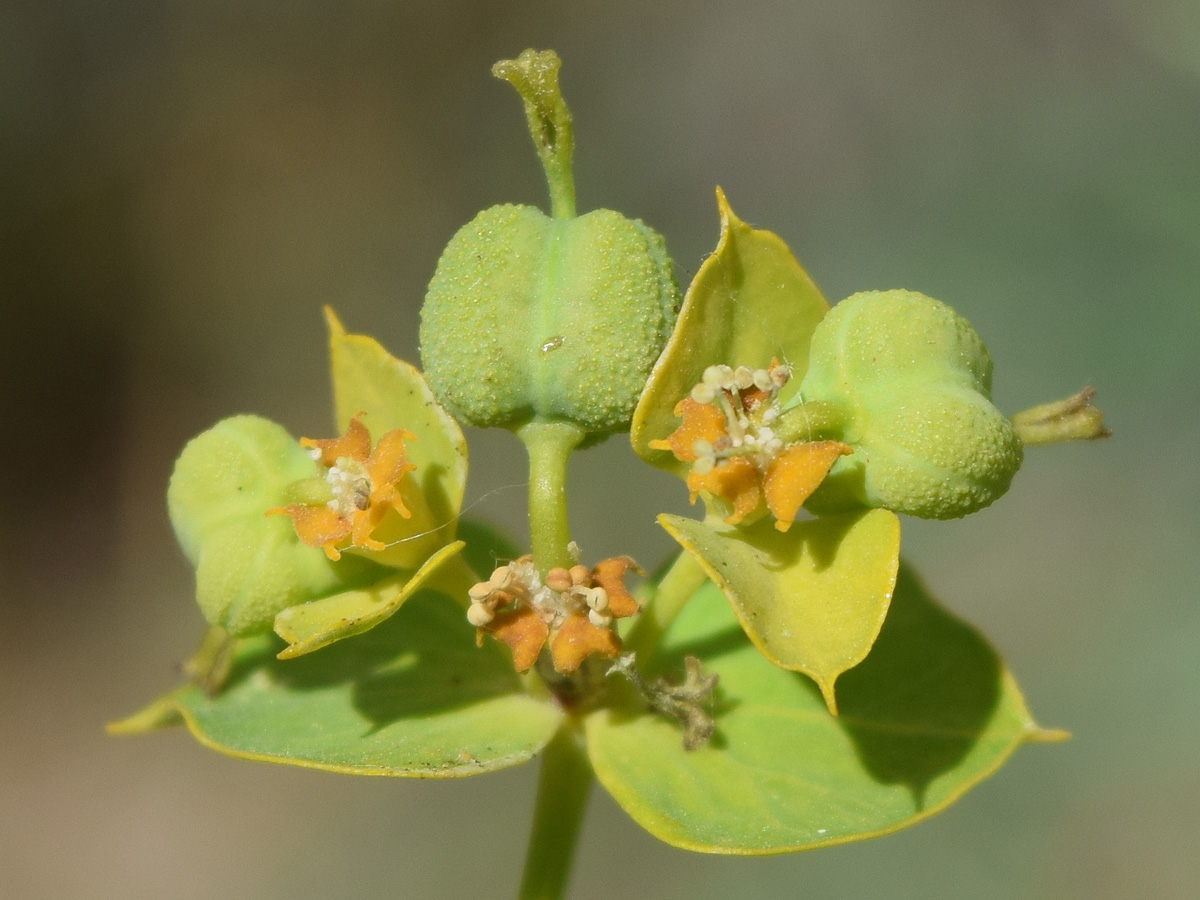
[519, 420, 585, 573]
[518, 727, 593, 900]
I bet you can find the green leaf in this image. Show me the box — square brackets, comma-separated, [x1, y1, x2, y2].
[587, 566, 1052, 853]
[659, 510, 900, 714]
[167, 590, 562, 777]
[631, 188, 829, 473]
[273, 540, 466, 659]
[324, 307, 468, 569]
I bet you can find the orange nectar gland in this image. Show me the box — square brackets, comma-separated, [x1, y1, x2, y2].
[651, 362, 852, 531]
[268, 414, 416, 560]
[467, 555, 643, 675]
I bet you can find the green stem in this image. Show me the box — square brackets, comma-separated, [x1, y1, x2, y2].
[182, 624, 234, 696]
[518, 420, 585, 573]
[1010, 387, 1110, 445]
[493, 49, 577, 219]
[774, 399, 847, 445]
[517, 726, 593, 900]
[625, 549, 708, 665]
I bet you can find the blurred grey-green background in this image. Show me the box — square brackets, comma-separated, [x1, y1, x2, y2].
[2, 1, 1197, 897]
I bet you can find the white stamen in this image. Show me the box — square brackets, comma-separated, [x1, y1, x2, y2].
[586, 587, 609, 612]
[702, 364, 732, 389]
[466, 604, 494, 627]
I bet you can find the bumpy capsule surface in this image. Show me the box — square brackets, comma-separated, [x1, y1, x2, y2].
[419, 203, 679, 434]
[167, 415, 383, 635]
[799, 289, 1023, 519]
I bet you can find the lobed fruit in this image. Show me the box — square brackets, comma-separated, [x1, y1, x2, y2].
[167, 415, 383, 634]
[419, 204, 679, 435]
[799, 290, 1023, 519]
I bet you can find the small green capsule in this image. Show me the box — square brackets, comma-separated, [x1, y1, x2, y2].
[420, 203, 677, 432]
[799, 290, 1023, 519]
[418, 49, 679, 436]
[167, 415, 384, 635]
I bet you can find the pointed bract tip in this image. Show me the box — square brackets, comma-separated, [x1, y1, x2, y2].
[322, 304, 346, 337]
[818, 678, 839, 716]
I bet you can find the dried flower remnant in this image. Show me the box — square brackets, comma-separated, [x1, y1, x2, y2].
[608, 653, 720, 751]
[468, 554, 643, 674]
[651, 362, 851, 531]
[269, 414, 416, 560]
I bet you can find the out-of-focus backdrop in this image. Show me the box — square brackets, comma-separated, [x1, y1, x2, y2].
[3, 1, 1196, 897]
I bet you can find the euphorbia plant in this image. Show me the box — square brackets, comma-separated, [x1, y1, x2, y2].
[112, 49, 1108, 900]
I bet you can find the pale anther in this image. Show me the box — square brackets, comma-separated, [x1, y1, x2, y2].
[568, 564, 591, 586]
[734, 366, 755, 390]
[466, 604, 494, 627]
[586, 586, 610, 612]
[703, 364, 733, 389]
[690, 383, 716, 404]
[545, 567, 573, 592]
[489, 566, 514, 589]
[468, 582, 494, 602]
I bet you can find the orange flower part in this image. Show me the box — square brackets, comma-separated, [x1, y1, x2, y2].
[268, 414, 416, 560]
[488, 607, 550, 673]
[470, 553, 643, 675]
[549, 614, 621, 675]
[589, 555, 643, 618]
[686, 456, 761, 524]
[763, 441, 853, 531]
[649, 397, 725, 462]
[654, 361, 852, 530]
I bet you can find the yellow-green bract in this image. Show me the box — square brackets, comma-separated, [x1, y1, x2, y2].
[800, 289, 1023, 519]
[419, 203, 679, 434]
